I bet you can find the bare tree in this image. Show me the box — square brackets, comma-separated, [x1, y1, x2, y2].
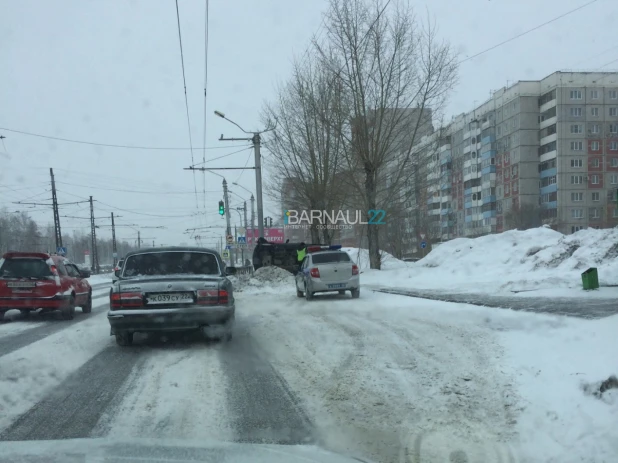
[263, 53, 350, 244]
[315, 0, 458, 268]
[504, 203, 542, 231]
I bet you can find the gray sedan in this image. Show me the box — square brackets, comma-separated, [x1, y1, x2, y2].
[107, 246, 235, 346]
[295, 250, 360, 300]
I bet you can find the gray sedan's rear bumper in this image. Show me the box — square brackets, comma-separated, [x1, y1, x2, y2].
[107, 306, 234, 334]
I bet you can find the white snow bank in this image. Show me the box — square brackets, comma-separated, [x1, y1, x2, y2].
[341, 247, 407, 271]
[497, 312, 618, 462]
[232, 266, 295, 294]
[361, 227, 618, 294]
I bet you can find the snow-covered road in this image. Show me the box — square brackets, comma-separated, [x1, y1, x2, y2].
[0, 278, 616, 463]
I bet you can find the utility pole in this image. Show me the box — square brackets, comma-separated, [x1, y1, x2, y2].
[111, 212, 117, 267]
[252, 133, 265, 242]
[89, 196, 99, 274]
[50, 168, 62, 250]
[137, 230, 141, 249]
[153, 240, 155, 248]
[250, 194, 255, 250]
[222, 179, 234, 263]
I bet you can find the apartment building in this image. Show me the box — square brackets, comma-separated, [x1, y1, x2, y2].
[411, 71, 618, 242]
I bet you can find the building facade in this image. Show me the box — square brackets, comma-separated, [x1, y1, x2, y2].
[412, 71, 618, 244]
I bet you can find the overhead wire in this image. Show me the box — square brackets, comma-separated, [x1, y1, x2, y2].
[201, 0, 210, 210]
[0, 127, 245, 151]
[458, 0, 598, 65]
[192, 146, 252, 166]
[174, 0, 199, 210]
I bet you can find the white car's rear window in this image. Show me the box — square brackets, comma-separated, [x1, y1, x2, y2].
[312, 252, 351, 264]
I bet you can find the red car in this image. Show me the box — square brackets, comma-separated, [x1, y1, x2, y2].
[0, 252, 92, 321]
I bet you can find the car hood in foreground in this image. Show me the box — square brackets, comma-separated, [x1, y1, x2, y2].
[0, 438, 373, 463]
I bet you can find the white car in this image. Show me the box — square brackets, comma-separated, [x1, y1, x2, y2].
[295, 246, 360, 300]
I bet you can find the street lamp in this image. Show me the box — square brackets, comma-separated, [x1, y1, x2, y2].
[215, 110, 273, 241]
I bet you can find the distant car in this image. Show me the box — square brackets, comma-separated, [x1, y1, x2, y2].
[107, 246, 236, 346]
[0, 252, 92, 320]
[295, 247, 360, 300]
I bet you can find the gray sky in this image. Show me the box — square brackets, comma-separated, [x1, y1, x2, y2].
[1, 0, 616, 248]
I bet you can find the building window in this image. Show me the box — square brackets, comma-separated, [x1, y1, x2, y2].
[611, 108, 618, 117]
[571, 141, 583, 151]
[571, 175, 583, 184]
[570, 124, 582, 134]
[570, 90, 582, 99]
[610, 124, 618, 134]
[571, 209, 584, 219]
[590, 208, 600, 219]
[572, 192, 583, 201]
[591, 124, 600, 134]
[572, 226, 583, 233]
[591, 107, 599, 117]
[614, 208, 618, 218]
[591, 174, 600, 184]
[611, 90, 618, 100]
[592, 158, 600, 168]
[591, 141, 600, 151]
[505, 184, 510, 194]
[611, 142, 618, 152]
[513, 182, 518, 192]
[612, 174, 618, 184]
[591, 90, 599, 99]
[571, 158, 583, 168]
[571, 107, 582, 117]
[592, 192, 600, 201]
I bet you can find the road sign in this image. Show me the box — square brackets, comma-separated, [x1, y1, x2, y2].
[420, 241, 427, 249]
[113, 252, 118, 258]
[237, 236, 246, 244]
[225, 245, 231, 250]
[239, 227, 246, 235]
[222, 250, 230, 258]
[56, 246, 67, 255]
[420, 233, 426, 239]
[226, 234, 234, 244]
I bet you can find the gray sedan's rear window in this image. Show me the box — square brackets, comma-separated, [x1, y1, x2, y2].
[123, 252, 219, 276]
[312, 252, 351, 264]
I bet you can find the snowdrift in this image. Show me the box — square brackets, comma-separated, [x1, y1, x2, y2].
[354, 226, 618, 293]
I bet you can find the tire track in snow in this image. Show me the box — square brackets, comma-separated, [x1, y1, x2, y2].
[92, 335, 232, 442]
[0, 298, 110, 358]
[218, 316, 315, 445]
[0, 345, 144, 441]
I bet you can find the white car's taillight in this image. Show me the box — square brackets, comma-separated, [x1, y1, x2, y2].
[310, 267, 320, 278]
[352, 264, 359, 275]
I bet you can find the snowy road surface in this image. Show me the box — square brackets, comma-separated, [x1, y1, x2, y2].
[0, 281, 616, 462]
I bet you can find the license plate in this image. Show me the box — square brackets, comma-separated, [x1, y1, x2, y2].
[146, 293, 194, 304]
[7, 282, 36, 288]
[328, 284, 346, 289]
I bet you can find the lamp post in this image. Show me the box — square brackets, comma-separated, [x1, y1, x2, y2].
[215, 110, 274, 242]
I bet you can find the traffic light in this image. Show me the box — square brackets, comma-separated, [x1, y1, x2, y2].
[218, 200, 225, 215]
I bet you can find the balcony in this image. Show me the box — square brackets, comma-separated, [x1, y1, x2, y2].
[541, 201, 557, 209]
[481, 134, 495, 145]
[540, 184, 557, 195]
[481, 165, 496, 175]
[540, 116, 557, 130]
[540, 167, 557, 179]
[540, 133, 557, 147]
[482, 195, 496, 205]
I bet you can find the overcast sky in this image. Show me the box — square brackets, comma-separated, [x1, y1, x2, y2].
[1, 0, 616, 252]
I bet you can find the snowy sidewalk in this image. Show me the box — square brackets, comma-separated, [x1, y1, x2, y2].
[366, 285, 618, 319]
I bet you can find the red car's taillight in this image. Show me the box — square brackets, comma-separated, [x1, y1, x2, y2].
[110, 292, 143, 309]
[197, 289, 229, 305]
[310, 268, 320, 278]
[50, 265, 59, 276]
[352, 264, 359, 275]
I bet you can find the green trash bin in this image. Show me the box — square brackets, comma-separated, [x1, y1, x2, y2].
[581, 267, 599, 290]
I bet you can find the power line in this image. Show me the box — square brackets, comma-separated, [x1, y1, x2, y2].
[234, 150, 254, 183]
[458, 0, 598, 65]
[95, 199, 198, 218]
[174, 0, 199, 211]
[54, 180, 220, 195]
[0, 127, 244, 151]
[202, 0, 210, 209]
[192, 146, 252, 166]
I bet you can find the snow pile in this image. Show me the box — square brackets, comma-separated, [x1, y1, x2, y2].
[342, 247, 407, 271]
[361, 227, 618, 293]
[232, 266, 295, 294]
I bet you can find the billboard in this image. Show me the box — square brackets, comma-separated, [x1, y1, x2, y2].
[246, 227, 285, 245]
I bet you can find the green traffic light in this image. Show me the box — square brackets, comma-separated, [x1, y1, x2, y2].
[218, 201, 225, 215]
